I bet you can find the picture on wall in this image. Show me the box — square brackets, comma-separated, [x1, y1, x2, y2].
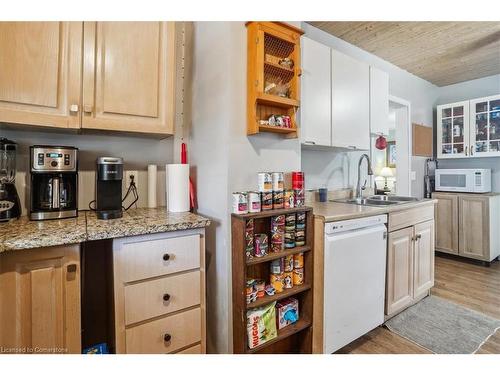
[386, 141, 396, 168]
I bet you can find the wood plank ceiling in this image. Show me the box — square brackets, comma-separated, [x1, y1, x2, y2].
[308, 22, 500, 86]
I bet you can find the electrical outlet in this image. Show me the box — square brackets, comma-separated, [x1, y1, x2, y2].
[125, 170, 139, 191]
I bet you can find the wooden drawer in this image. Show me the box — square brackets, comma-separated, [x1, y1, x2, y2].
[119, 234, 200, 282]
[176, 343, 202, 354]
[124, 270, 201, 325]
[125, 307, 201, 354]
[388, 204, 434, 232]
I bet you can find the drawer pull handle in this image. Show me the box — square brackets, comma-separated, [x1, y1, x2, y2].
[163, 293, 171, 302]
[164, 333, 172, 343]
[163, 253, 171, 261]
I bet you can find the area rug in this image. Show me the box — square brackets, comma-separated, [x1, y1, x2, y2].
[384, 295, 500, 354]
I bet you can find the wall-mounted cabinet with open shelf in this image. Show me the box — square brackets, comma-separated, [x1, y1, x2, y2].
[246, 22, 303, 138]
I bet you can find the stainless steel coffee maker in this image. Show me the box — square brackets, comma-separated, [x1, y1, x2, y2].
[30, 146, 78, 220]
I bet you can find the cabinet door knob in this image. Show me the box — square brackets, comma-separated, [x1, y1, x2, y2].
[164, 333, 172, 343]
[415, 234, 422, 241]
[163, 293, 171, 302]
[69, 104, 79, 113]
[83, 104, 93, 113]
[163, 253, 170, 261]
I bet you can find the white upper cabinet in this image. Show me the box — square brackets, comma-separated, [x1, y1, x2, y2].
[437, 101, 470, 159]
[331, 49, 370, 150]
[469, 94, 500, 158]
[437, 95, 500, 159]
[369, 66, 389, 137]
[301, 37, 332, 146]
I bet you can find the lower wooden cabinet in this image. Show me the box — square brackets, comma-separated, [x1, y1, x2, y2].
[433, 192, 500, 262]
[0, 245, 81, 353]
[386, 206, 435, 316]
[112, 229, 206, 354]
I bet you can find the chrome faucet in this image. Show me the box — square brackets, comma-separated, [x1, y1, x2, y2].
[355, 154, 374, 199]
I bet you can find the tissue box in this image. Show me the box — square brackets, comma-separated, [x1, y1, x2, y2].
[276, 298, 299, 330]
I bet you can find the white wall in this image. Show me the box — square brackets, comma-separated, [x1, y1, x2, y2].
[435, 74, 500, 191]
[189, 22, 302, 353]
[299, 23, 438, 198]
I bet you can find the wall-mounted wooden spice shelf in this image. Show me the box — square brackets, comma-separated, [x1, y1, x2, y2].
[231, 206, 313, 354]
[246, 22, 304, 139]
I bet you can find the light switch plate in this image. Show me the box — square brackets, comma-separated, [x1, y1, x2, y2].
[411, 171, 417, 181]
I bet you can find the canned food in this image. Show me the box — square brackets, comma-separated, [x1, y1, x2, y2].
[293, 253, 304, 269]
[292, 172, 304, 189]
[245, 219, 254, 259]
[270, 233, 284, 252]
[254, 234, 268, 257]
[270, 273, 284, 293]
[284, 255, 294, 272]
[296, 211, 306, 223]
[232, 192, 248, 214]
[272, 172, 284, 191]
[273, 190, 284, 209]
[248, 191, 261, 213]
[261, 192, 273, 211]
[271, 215, 285, 230]
[285, 213, 296, 224]
[295, 239, 305, 247]
[283, 272, 293, 289]
[293, 268, 304, 286]
[294, 189, 304, 207]
[254, 279, 266, 298]
[258, 172, 272, 192]
[270, 258, 284, 274]
[284, 189, 295, 208]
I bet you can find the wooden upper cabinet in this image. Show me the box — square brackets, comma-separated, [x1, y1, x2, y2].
[0, 22, 82, 129]
[82, 22, 176, 135]
[0, 245, 81, 353]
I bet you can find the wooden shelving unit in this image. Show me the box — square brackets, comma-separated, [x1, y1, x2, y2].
[246, 22, 304, 138]
[231, 206, 314, 354]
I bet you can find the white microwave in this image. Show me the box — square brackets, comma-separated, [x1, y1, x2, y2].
[435, 168, 491, 193]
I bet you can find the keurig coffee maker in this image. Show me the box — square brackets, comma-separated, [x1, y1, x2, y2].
[96, 157, 123, 219]
[30, 146, 78, 220]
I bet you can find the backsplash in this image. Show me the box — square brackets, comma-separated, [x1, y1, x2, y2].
[14, 169, 167, 216]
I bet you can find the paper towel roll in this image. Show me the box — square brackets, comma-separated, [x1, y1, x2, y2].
[166, 164, 190, 212]
[147, 164, 157, 208]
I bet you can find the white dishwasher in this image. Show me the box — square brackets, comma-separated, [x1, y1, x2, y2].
[323, 214, 387, 354]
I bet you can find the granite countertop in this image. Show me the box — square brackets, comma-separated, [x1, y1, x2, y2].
[86, 207, 211, 241]
[309, 199, 437, 222]
[0, 207, 211, 253]
[0, 215, 88, 252]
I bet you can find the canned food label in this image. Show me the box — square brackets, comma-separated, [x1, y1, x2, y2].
[258, 173, 273, 192]
[272, 172, 284, 191]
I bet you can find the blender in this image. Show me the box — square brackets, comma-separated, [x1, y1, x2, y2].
[0, 138, 21, 222]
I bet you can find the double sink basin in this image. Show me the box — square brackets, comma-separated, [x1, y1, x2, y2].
[333, 195, 420, 207]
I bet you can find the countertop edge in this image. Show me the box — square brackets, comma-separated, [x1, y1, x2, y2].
[312, 199, 437, 223]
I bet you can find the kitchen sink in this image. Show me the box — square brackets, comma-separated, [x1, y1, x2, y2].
[332, 195, 420, 207]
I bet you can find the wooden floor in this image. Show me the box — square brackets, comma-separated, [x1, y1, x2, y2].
[337, 254, 500, 354]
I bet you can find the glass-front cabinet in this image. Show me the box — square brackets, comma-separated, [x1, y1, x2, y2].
[437, 95, 500, 159]
[470, 95, 500, 157]
[437, 101, 469, 158]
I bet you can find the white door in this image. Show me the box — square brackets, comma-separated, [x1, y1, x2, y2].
[437, 101, 470, 158]
[331, 49, 370, 150]
[301, 37, 331, 146]
[369, 66, 389, 137]
[469, 95, 500, 157]
[323, 224, 386, 353]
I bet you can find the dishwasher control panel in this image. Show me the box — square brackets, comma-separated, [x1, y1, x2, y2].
[325, 214, 387, 235]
